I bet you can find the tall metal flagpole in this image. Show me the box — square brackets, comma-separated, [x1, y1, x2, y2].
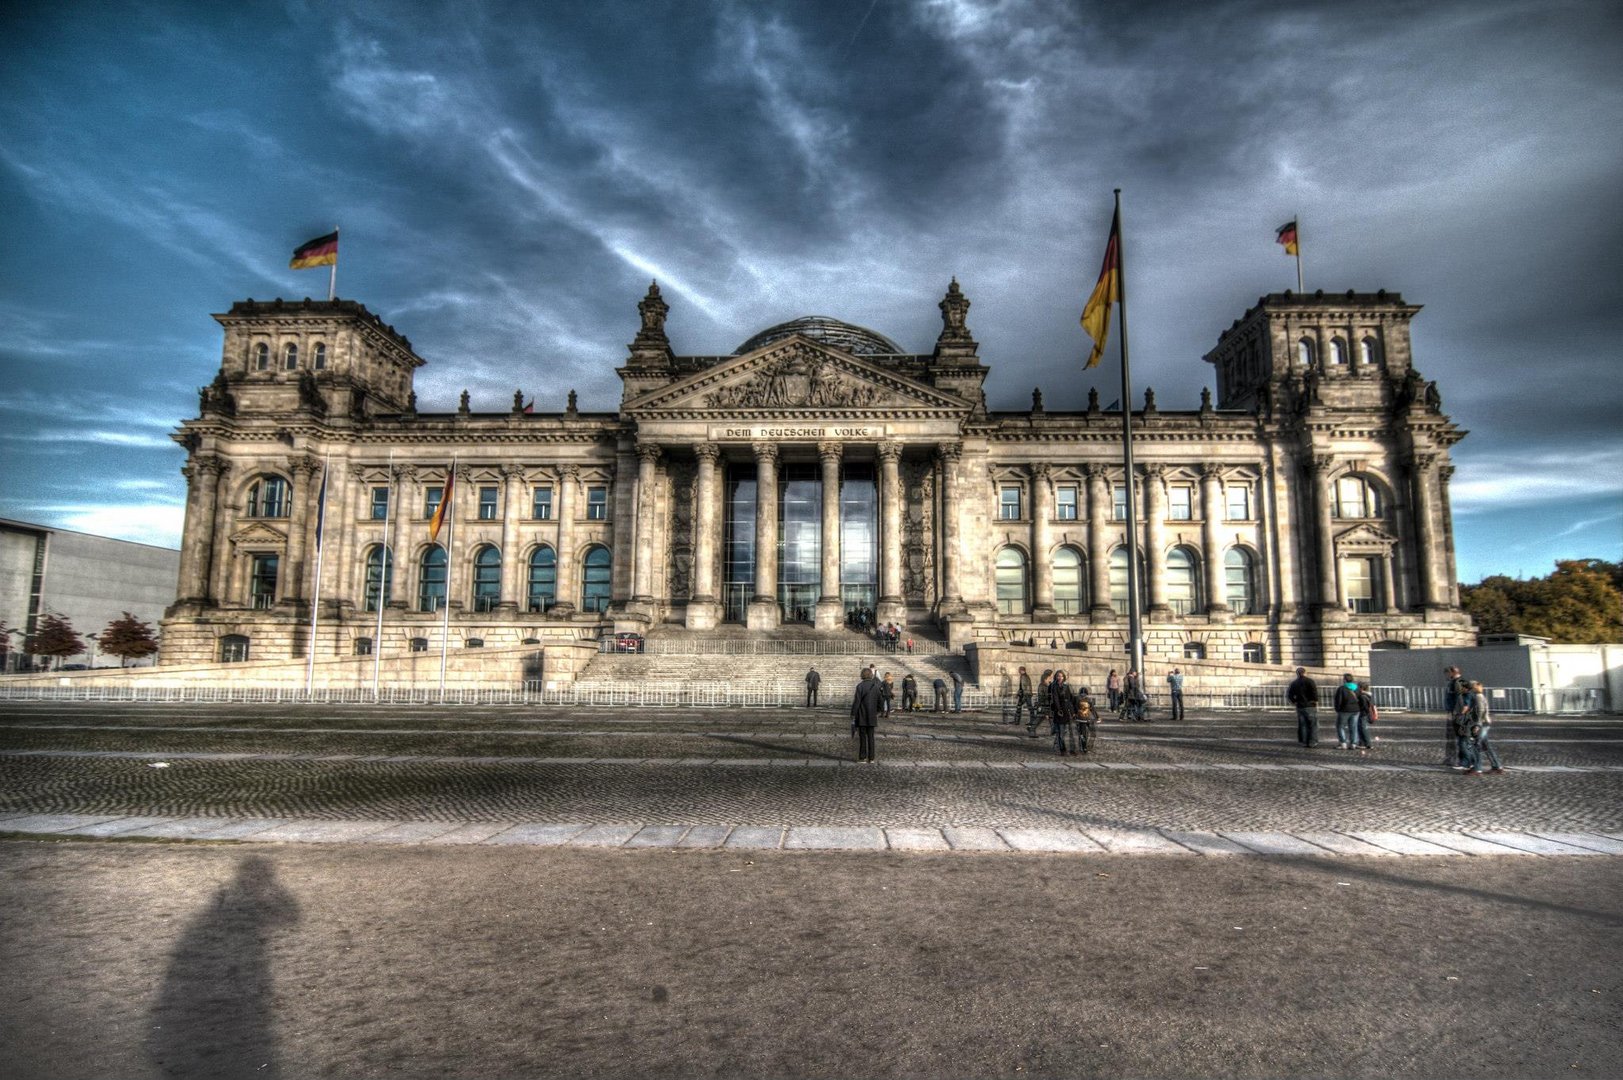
[438, 458, 456, 700]
[1113, 189, 1145, 677]
[304, 455, 331, 695]
[328, 226, 338, 301]
[372, 450, 392, 700]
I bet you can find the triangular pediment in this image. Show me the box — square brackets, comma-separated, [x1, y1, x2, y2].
[623, 336, 969, 415]
[228, 522, 289, 547]
[1333, 522, 1398, 550]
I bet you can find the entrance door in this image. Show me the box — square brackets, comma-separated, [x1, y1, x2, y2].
[780, 583, 818, 623]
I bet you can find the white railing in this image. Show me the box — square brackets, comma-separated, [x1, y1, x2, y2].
[598, 636, 953, 657]
[1368, 686, 1538, 714]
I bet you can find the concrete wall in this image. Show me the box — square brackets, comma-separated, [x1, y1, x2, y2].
[1369, 643, 1621, 712]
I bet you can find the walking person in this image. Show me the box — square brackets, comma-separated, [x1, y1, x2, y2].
[1049, 670, 1080, 756]
[880, 671, 896, 718]
[1106, 669, 1121, 713]
[1352, 681, 1377, 754]
[1074, 685, 1099, 753]
[1031, 670, 1053, 736]
[1166, 667, 1186, 722]
[805, 666, 820, 708]
[1444, 665, 1471, 769]
[932, 675, 948, 712]
[850, 666, 882, 763]
[1014, 666, 1033, 727]
[1333, 674, 1360, 750]
[1464, 680, 1505, 775]
[1287, 666, 1320, 747]
[951, 669, 964, 713]
[901, 673, 918, 713]
[1124, 669, 1146, 722]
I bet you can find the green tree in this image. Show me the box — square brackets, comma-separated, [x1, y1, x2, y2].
[24, 612, 85, 668]
[1460, 577, 1518, 636]
[1461, 560, 1623, 644]
[96, 611, 160, 667]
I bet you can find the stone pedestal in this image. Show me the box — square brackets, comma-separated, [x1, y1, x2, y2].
[746, 598, 780, 631]
[877, 598, 907, 626]
[685, 598, 722, 630]
[814, 598, 844, 631]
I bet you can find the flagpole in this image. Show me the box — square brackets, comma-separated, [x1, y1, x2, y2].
[304, 454, 331, 696]
[329, 226, 338, 301]
[372, 450, 392, 701]
[1113, 189, 1145, 677]
[1295, 214, 1304, 293]
[438, 457, 456, 701]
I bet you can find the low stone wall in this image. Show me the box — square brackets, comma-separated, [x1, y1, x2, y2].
[964, 643, 1350, 698]
[0, 641, 600, 691]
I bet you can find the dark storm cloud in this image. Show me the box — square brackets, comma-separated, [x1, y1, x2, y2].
[0, 0, 1618, 577]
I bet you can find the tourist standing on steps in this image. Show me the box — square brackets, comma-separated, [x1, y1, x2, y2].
[901, 672, 918, 712]
[1049, 670, 1080, 755]
[932, 675, 948, 712]
[805, 666, 820, 708]
[1106, 669, 1121, 713]
[1166, 668, 1186, 721]
[951, 669, 965, 713]
[1463, 680, 1505, 775]
[1014, 666, 1033, 727]
[1287, 666, 1320, 747]
[1333, 674, 1360, 749]
[850, 666, 882, 763]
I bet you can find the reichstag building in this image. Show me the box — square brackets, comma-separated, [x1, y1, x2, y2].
[162, 279, 1475, 670]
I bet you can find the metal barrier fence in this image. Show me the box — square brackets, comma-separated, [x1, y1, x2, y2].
[597, 636, 953, 657]
[1369, 685, 1537, 715]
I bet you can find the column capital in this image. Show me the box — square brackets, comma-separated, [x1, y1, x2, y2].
[1311, 454, 1335, 476]
[289, 454, 323, 478]
[500, 464, 528, 483]
[751, 441, 779, 465]
[816, 441, 843, 465]
[1140, 462, 1165, 480]
[184, 453, 229, 480]
[636, 441, 663, 466]
[1030, 462, 1052, 482]
[877, 440, 903, 464]
[1083, 462, 1108, 481]
[557, 463, 580, 482]
[693, 441, 721, 464]
[392, 463, 417, 482]
[348, 463, 371, 483]
[936, 441, 962, 464]
[1201, 462, 1225, 481]
[1439, 464, 1455, 484]
[1410, 451, 1437, 473]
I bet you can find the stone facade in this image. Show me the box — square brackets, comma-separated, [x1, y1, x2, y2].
[160, 283, 1474, 668]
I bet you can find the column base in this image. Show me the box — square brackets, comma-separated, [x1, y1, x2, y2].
[814, 598, 844, 631]
[1147, 604, 1172, 622]
[1089, 604, 1117, 622]
[1318, 603, 1350, 624]
[1030, 604, 1058, 624]
[686, 599, 723, 631]
[876, 596, 906, 626]
[547, 602, 577, 619]
[746, 598, 781, 631]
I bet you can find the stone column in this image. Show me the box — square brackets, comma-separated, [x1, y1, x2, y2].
[1410, 452, 1445, 610]
[280, 456, 318, 603]
[498, 465, 524, 611]
[1142, 463, 1168, 618]
[747, 442, 780, 630]
[389, 465, 415, 609]
[937, 442, 964, 610]
[1381, 548, 1400, 616]
[446, 464, 470, 614]
[1085, 464, 1112, 618]
[552, 465, 578, 616]
[206, 462, 236, 605]
[177, 454, 224, 604]
[1311, 455, 1344, 620]
[686, 444, 722, 629]
[1030, 463, 1054, 620]
[632, 442, 661, 603]
[816, 441, 844, 630]
[877, 441, 904, 624]
[1200, 464, 1229, 616]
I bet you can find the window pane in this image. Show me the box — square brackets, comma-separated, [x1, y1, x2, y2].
[1343, 556, 1377, 613]
[1056, 486, 1078, 520]
[364, 545, 393, 612]
[532, 487, 553, 520]
[582, 545, 612, 612]
[1053, 547, 1082, 615]
[1224, 548, 1255, 615]
[1112, 485, 1128, 521]
[1166, 548, 1197, 615]
[418, 546, 447, 611]
[260, 476, 288, 518]
[528, 547, 557, 611]
[998, 486, 1021, 521]
[478, 486, 499, 520]
[314, 343, 327, 370]
[472, 545, 501, 610]
[1168, 486, 1193, 521]
[424, 487, 443, 519]
[250, 554, 279, 609]
[1225, 485, 1250, 521]
[995, 548, 1027, 615]
[586, 486, 608, 520]
[370, 487, 389, 520]
[724, 467, 756, 622]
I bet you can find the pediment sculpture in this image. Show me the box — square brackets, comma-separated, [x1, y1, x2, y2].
[706, 351, 881, 409]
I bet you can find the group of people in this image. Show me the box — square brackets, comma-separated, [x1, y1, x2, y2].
[844, 664, 967, 762]
[1286, 667, 1379, 752]
[1445, 665, 1505, 775]
[1103, 669, 1150, 721]
[1009, 666, 1101, 753]
[845, 609, 911, 651]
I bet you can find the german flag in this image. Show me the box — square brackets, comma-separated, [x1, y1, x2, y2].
[1275, 220, 1299, 256]
[428, 468, 454, 542]
[290, 231, 338, 269]
[1080, 208, 1120, 369]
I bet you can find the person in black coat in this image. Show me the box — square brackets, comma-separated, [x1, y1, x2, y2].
[1049, 670, 1081, 756]
[850, 666, 883, 763]
[901, 673, 918, 712]
[1286, 667, 1319, 746]
[805, 666, 821, 708]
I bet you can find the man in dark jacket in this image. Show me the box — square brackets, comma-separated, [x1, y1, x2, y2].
[1049, 670, 1081, 756]
[932, 676, 948, 712]
[805, 666, 821, 708]
[1332, 674, 1360, 750]
[901, 673, 918, 712]
[850, 666, 883, 763]
[1287, 667, 1320, 747]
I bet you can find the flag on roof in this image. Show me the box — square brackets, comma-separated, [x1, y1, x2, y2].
[1275, 220, 1299, 256]
[290, 231, 338, 269]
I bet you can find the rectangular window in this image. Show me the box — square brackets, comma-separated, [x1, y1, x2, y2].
[531, 486, 553, 520]
[477, 485, 499, 520]
[1112, 485, 1128, 521]
[1168, 485, 1194, 521]
[1343, 557, 1378, 614]
[998, 485, 1022, 521]
[424, 486, 443, 520]
[369, 487, 389, 521]
[249, 553, 279, 610]
[1225, 484, 1252, 521]
[586, 486, 608, 520]
[1055, 485, 1078, 521]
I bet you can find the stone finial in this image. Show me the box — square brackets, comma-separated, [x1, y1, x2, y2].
[937, 278, 972, 343]
[406, 390, 418, 414]
[1200, 386, 1213, 413]
[566, 389, 579, 417]
[513, 390, 524, 413]
[458, 389, 471, 415]
[1087, 387, 1100, 415]
[1143, 387, 1157, 413]
[639, 281, 668, 335]
[1031, 387, 1044, 414]
[628, 282, 673, 366]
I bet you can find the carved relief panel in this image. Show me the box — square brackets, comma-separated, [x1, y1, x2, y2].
[902, 459, 936, 604]
[666, 458, 696, 602]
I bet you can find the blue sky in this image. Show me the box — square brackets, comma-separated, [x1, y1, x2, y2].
[1, 0, 1619, 582]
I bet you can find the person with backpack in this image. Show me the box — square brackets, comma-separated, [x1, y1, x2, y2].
[1074, 685, 1099, 753]
[900, 672, 918, 712]
[1352, 682, 1378, 754]
[1332, 674, 1361, 750]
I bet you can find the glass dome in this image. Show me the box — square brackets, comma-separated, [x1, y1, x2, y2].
[734, 316, 903, 357]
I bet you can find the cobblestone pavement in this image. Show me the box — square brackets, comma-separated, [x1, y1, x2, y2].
[2, 703, 1620, 852]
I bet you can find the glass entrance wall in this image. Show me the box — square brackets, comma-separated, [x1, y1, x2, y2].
[839, 462, 877, 612]
[777, 463, 821, 622]
[723, 467, 756, 622]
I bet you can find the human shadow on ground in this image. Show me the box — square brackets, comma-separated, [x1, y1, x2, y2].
[703, 733, 849, 762]
[145, 855, 301, 1079]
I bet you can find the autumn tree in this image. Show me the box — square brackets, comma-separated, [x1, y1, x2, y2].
[97, 611, 160, 667]
[24, 612, 85, 668]
[1461, 560, 1623, 644]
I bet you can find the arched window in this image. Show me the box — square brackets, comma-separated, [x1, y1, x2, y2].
[1052, 546, 1084, 615]
[1224, 547, 1258, 615]
[1359, 336, 1379, 365]
[472, 545, 501, 612]
[219, 634, 250, 663]
[1108, 548, 1146, 615]
[246, 475, 290, 518]
[313, 342, 327, 370]
[253, 343, 269, 371]
[581, 545, 612, 613]
[1166, 547, 1200, 615]
[1297, 337, 1315, 367]
[1334, 475, 1382, 519]
[1330, 338, 1348, 365]
[283, 342, 299, 370]
[1183, 642, 1206, 660]
[418, 546, 447, 612]
[363, 545, 393, 612]
[994, 547, 1029, 616]
[527, 546, 557, 612]
[1371, 639, 1409, 650]
[1242, 642, 1266, 664]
